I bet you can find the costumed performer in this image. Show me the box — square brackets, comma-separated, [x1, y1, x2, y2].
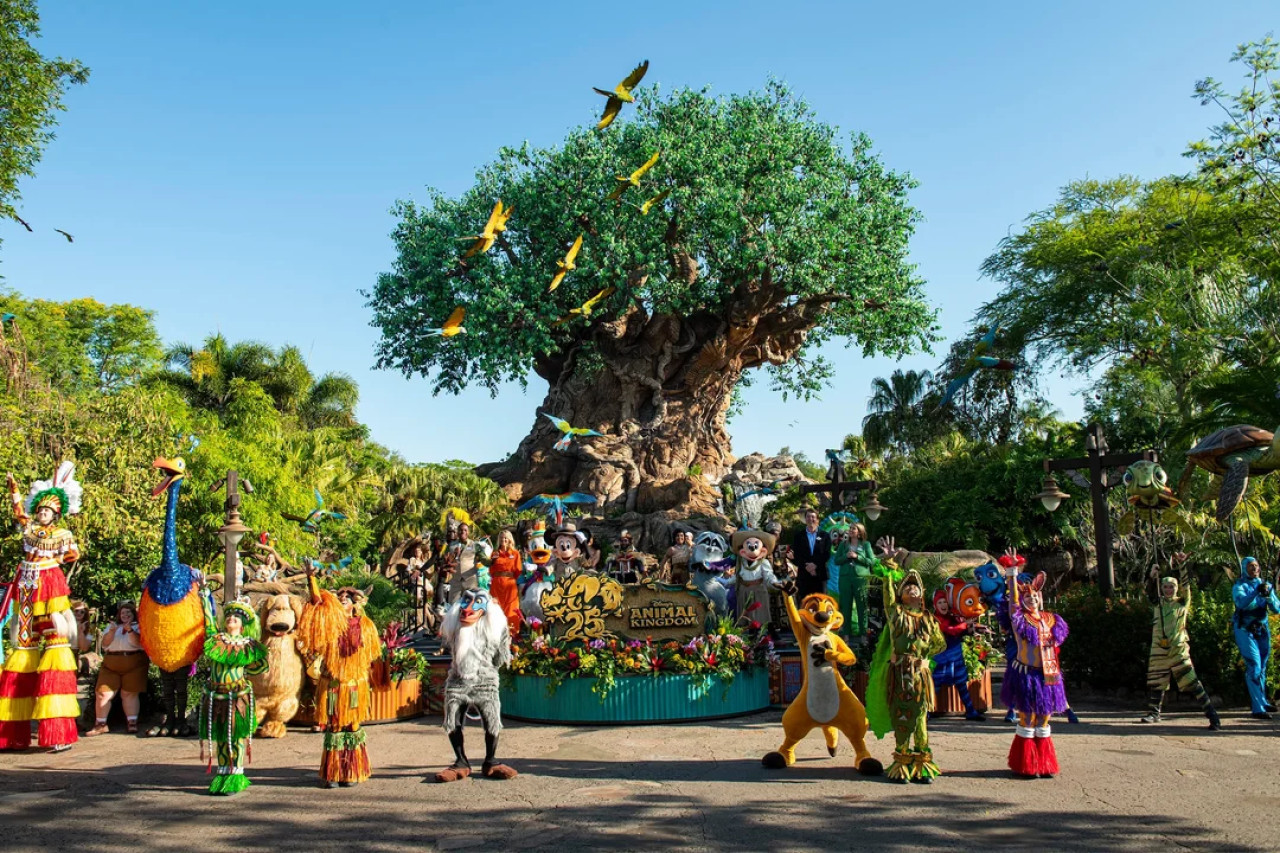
[1002, 559, 1069, 779]
[0, 464, 83, 752]
[548, 522, 585, 580]
[519, 520, 554, 621]
[689, 530, 732, 616]
[446, 522, 493, 604]
[298, 563, 382, 788]
[605, 529, 646, 584]
[1139, 554, 1219, 728]
[1232, 556, 1280, 719]
[765, 521, 795, 636]
[197, 588, 268, 795]
[661, 529, 692, 585]
[866, 537, 945, 782]
[488, 530, 524, 637]
[730, 528, 788, 629]
[930, 585, 987, 721]
[435, 588, 517, 782]
[761, 591, 882, 775]
[138, 456, 205, 738]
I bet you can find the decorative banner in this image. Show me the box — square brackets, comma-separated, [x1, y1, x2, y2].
[540, 574, 626, 641]
[604, 581, 710, 642]
[539, 576, 710, 642]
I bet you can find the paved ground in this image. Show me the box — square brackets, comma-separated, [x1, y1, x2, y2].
[3, 700, 1280, 852]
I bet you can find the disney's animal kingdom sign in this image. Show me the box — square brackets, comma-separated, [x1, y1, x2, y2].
[540, 576, 710, 643]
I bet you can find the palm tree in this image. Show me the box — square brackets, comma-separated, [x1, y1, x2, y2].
[369, 464, 512, 553]
[156, 335, 359, 427]
[862, 369, 931, 456]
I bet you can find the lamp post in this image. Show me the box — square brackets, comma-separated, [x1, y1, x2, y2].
[212, 469, 252, 604]
[1035, 423, 1155, 599]
[798, 451, 887, 520]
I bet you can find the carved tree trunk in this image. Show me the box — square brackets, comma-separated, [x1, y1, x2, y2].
[482, 282, 810, 516]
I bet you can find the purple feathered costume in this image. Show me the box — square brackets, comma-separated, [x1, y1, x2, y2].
[1000, 605, 1070, 716]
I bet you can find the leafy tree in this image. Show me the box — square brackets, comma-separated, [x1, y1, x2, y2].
[0, 293, 163, 391]
[0, 0, 88, 237]
[371, 82, 935, 513]
[367, 462, 512, 555]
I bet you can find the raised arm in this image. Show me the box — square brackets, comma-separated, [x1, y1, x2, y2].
[6, 473, 27, 529]
[199, 581, 217, 638]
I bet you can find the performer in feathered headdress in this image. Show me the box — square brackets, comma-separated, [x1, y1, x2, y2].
[197, 587, 268, 795]
[297, 562, 381, 788]
[0, 462, 84, 751]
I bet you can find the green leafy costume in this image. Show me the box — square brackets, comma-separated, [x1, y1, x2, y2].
[867, 566, 945, 783]
[198, 594, 268, 795]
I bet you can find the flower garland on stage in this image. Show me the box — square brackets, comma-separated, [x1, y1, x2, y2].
[505, 617, 778, 698]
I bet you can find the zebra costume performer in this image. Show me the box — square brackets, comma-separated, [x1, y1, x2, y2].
[436, 588, 517, 782]
[1140, 572, 1220, 729]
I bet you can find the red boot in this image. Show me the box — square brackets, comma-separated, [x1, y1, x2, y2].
[1007, 726, 1040, 778]
[1035, 725, 1059, 777]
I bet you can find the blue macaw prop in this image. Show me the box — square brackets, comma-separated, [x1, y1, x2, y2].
[515, 492, 598, 526]
[306, 555, 355, 576]
[283, 489, 348, 533]
[938, 326, 1017, 408]
[541, 412, 604, 452]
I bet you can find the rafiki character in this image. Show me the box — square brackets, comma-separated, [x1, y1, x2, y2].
[762, 593, 883, 776]
[436, 589, 517, 782]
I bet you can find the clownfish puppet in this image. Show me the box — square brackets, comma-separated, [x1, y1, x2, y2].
[762, 593, 883, 775]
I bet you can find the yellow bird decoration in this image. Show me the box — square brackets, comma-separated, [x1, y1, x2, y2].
[548, 234, 584, 292]
[426, 306, 467, 338]
[607, 151, 660, 202]
[638, 188, 670, 216]
[594, 60, 649, 130]
[553, 286, 616, 326]
[458, 201, 511, 258]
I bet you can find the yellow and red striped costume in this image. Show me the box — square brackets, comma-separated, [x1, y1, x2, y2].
[0, 489, 81, 750]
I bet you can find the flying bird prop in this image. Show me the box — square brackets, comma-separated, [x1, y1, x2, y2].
[637, 188, 670, 216]
[282, 489, 348, 533]
[516, 492, 598, 526]
[541, 411, 604, 451]
[425, 306, 467, 337]
[548, 234, 584, 292]
[594, 60, 649, 130]
[937, 325, 1016, 408]
[54, 229, 73, 243]
[553, 286, 616, 326]
[458, 201, 512, 258]
[607, 151, 660, 202]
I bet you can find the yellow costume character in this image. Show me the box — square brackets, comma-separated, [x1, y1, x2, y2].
[762, 593, 883, 775]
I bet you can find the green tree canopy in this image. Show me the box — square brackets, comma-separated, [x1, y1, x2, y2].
[0, 0, 88, 234]
[372, 82, 936, 511]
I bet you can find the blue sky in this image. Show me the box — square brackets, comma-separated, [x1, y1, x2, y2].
[2, 2, 1272, 465]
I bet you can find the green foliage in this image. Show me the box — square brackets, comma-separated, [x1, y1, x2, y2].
[862, 369, 945, 455]
[0, 293, 163, 392]
[1057, 581, 1280, 706]
[875, 428, 1086, 552]
[0, 0, 89, 233]
[323, 567, 409, 631]
[372, 81, 936, 400]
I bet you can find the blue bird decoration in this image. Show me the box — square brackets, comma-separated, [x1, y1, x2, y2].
[515, 492, 598, 526]
[937, 325, 1016, 409]
[283, 489, 348, 533]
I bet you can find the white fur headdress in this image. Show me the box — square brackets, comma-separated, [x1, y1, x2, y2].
[26, 461, 83, 517]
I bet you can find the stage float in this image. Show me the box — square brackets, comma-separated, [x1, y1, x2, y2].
[500, 574, 775, 724]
